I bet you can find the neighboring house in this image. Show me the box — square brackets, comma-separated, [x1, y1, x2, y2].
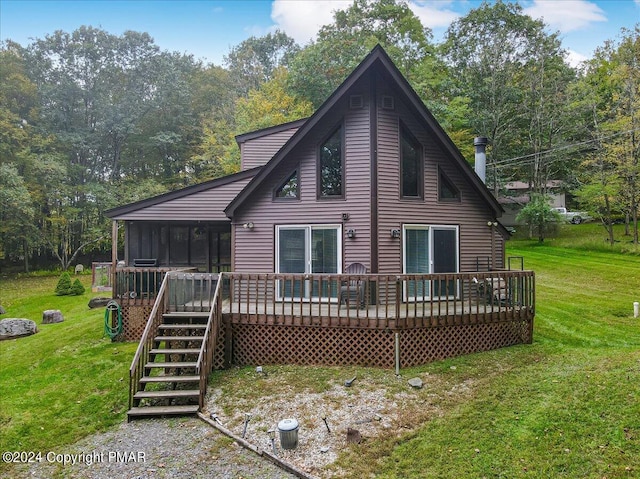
[499, 180, 566, 226]
[106, 47, 534, 419]
[107, 45, 510, 278]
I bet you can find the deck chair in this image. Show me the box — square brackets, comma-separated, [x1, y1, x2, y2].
[339, 262, 368, 308]
[473, 276, 509, 305]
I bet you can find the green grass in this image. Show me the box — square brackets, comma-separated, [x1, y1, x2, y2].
[2, 226, 640, 478]
[334, 226, 640, 478]
[0, 275, 136, 475]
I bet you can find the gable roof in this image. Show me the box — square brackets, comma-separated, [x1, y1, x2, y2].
[225, 44, 503, 218]
[105, 167, 260, 221]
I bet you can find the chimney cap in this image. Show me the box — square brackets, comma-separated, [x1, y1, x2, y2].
[474, 137, 489, 146]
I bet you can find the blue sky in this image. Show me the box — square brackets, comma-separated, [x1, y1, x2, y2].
[1, 1, 639, 67]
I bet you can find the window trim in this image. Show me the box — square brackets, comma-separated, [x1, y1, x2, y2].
[402, 224, 459, 301]
[438, 167, 461, 202]
[317, 124, 345, 200]
[274, 168, 300, 200]
[399, 122, 423, 200]
[275, 224, 343, 301]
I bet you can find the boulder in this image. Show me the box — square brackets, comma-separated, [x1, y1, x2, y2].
[42, 309, 64, 324]
[88, 297, 111, 309]
[0, 318, 38, 340]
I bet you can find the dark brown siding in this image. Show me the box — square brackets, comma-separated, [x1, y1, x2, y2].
[233, 85, 373, 273]
[376, 80, 499, 274]
[240, 127, 300, 171]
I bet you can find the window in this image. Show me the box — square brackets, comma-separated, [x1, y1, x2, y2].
[276, 225, 342, 299]
[319, 126, 343, 198]
[275, 170, 299, 199]
[401, 125, 422, 198]
[439, 169, 460, 201]
[403, 225, 459, 300]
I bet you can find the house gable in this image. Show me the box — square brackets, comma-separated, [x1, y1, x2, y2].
[226, 45, 502, 219]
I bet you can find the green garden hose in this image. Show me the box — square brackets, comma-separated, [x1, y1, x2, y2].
[104, 300, 123, 340]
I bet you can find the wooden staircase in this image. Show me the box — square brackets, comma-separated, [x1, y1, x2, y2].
[127, 312, 209, 420]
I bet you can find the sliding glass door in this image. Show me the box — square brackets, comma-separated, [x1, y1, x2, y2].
[276, 225, 341, 300]
[403, 225, 459, 300]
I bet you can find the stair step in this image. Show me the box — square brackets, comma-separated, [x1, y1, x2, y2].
[128, 405, 199, 419]
[139, 375, 200, 384]
[150, 348, 201, 355]
[134, 389, 200, 400]
[154, 336, 203, 342]
[145, 361, 197, 369]
[158, 324, 207, 330]
[163, 312, 210, 319]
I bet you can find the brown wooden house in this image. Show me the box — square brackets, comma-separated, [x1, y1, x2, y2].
[105, 46, 534, 419]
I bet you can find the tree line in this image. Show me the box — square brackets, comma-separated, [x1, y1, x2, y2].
[1, 0, 638, 271]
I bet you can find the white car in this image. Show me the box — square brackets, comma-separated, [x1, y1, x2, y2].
[552, 207, 591, 224]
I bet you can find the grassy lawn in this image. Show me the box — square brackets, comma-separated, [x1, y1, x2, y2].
[335, 224, 640, 478]
[0, 274, 137, 475]
[1, 223, 639, 478]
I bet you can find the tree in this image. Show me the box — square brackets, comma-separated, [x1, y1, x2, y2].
[224, 30, 300, 96]
[516, 193, 561, 242]
[288, 0, 435, 108]
[442, 0, 576, 192]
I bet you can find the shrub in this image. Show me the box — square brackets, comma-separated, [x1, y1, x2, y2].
[54, 272, 72, 295]
[70, 278, 86, 296]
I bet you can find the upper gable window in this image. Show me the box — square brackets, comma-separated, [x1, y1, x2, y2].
[439, 169, 461, 201]
[401, 125, 422, 198]
[318, 126, 344, 198]
[275, 170, 299, 199]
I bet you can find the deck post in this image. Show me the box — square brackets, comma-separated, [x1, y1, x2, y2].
[111, 220, 118, 299]
[224, 316, 233, 368]
[395, 332, 400, 375]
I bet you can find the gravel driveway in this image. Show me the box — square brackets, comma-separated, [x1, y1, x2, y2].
[14, 416, 297, 479]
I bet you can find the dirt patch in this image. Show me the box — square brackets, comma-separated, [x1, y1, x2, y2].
[204, 369, 476, 478]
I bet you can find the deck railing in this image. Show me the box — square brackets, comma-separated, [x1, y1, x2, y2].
[114, 267, 197, 305]
[195, 274, 224, 408]
[128, 274, 169, 410]
[225, 270, 535, 329]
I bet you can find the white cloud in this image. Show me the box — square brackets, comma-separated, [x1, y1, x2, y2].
[565, 49, 589, 68]
[270, 0, 462, 45]
[271, 0, 352, 45]
[523, 0, 607, 33]
[408, 1, 460, 29]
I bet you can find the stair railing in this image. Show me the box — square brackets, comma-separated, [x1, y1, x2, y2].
[129, 273, 169, 411]
[196, 273, 224, 409]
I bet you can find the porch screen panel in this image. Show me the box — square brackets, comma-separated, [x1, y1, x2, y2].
[278, 228, 307, 298]
[311, 228, 338, 298]
[169, 226, 189, 264]
[190, 227, 208, 269]
[405, 227, 429, 298]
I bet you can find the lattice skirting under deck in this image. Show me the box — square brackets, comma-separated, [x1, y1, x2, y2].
[231, 320, 532, 368]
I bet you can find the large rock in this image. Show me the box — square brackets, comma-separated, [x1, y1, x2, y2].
[0, 305, 6, 315]
[42, 309, 64, 324]
[0, 318, 38, 340]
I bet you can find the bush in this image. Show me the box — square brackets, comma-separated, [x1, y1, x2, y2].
[70, 278, 85, 296]
[54, 272, 72, 295]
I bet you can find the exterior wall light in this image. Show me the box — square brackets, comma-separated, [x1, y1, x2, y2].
[390, 228, 401, 238]
[487, 221, 497, 227]
[243, 222, 254, 230]
[347, 228, 356, 238]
